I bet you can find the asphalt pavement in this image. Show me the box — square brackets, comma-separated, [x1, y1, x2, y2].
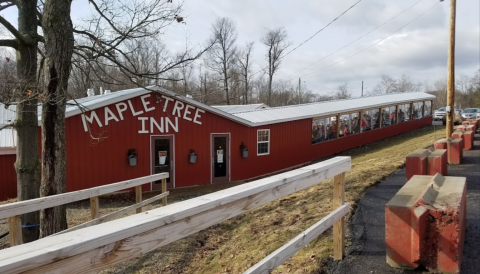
[324, 128, 480, 274]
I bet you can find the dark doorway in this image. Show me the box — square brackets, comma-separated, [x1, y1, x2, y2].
[212, 134, 230, 183]
[151, 135, 174, 190]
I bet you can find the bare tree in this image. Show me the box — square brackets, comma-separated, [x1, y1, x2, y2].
[395, 74, 419, 93]
[1, 0, 209, 238]
[237, 42, 254, 104]
[261, 27, 291, 106]
[373, 75, 397, 94]
[206, 17, 238, 105]
[0, 0, 41, 243]
[335, 82, 351, 99]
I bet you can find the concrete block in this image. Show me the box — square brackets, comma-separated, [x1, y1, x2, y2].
[466, 125, 474, 132]
[451, 131, 464, 150]
[427, 149, 447, 176]
[464, 120, 478, 132]
[434, 138, 448, 150]
[447, 138, 463, 164]
[455, 125, 466, 132]
[405, 149, 429, 181]
[463, 131, 474, 150]
[435, 138, 463, 164]
[385, 174, 467, 273]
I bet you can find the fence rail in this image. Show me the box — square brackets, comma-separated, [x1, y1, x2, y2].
[0, 156, 351, 274]
[0, 173, 169, 246]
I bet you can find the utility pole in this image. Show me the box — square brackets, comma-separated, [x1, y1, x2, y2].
[361, 81, 364, 97]
[446, 0, 456, 138]
[298, 78, 301, 104]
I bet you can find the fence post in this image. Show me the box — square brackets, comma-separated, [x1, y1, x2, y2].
[8, 215, 23, 246]
[333, 172, 345, 260]
[161, 179, 167, 206]
[135, 186, 143, 213]
[90, 197, 100, 220]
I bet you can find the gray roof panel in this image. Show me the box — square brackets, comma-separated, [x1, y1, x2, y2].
[232, 92, 435, 125]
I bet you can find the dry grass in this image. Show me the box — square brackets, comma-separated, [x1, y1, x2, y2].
[0, 125, 446, 273]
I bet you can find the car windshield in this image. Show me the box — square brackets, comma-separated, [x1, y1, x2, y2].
[464, 109, 478, 113]
[438, 108, 446, 111]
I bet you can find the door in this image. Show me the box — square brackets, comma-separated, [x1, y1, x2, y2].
[151, 135, 174, 190]
[211, 134, 230, 183]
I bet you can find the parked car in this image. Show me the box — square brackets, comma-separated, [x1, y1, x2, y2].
[442, 111, 465, 125]
[461, 108, 480, 119]
[434, 107, 446, 120]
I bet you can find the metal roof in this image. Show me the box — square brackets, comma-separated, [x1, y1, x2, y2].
[232, 92, 435, 125]
[1, 88, 435, 148]
[211, 104, 269, 114]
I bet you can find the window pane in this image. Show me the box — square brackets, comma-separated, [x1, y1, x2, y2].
[258, 142, 269, 154]
[413, 102, 423, 119]
[312, 118, 326, 144]
[370, 109, 380, 129]
[382, 106, 396, 127]
[258, 130, 269, 142]
[362, 111, 372, 131]
[424, 101, 432, 116]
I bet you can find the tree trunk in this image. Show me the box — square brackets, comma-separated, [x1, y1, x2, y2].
[39, 0, 74, 238]
[14, 0, 41, 243]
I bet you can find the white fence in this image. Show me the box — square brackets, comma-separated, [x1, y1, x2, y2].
[0, 156, 351, 274]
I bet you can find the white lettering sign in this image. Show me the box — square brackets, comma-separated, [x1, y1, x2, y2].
[81, 94, 203, 133]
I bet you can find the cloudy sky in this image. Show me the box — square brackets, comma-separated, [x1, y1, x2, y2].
[160, 0, 480, 97]
[2, 0, 479, 97]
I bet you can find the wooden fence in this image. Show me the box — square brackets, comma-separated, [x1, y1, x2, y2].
[0, 173, 169, 246]
[0, 156, 351, 274]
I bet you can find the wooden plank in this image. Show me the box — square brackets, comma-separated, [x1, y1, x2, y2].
[135, 186, 142, 214]
[333, 172, 346, 260]
[0, 157, 351, 274]
[161, 179, 167, 206]
[244, 203, 350, 274]
[90, 197, 100, 220]
[52, 192, 170, 236]
[7, 216, 22, 247]
[0, 173, 169, 220]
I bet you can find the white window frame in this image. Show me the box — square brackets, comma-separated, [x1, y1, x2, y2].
[257, 129, 270, 156]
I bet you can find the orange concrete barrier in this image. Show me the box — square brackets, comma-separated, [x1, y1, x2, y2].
[434, 138, 463, 164]
[426, 149, 447, 176]
[451, 131, 464, 150]
[456, 125, 466, 132]
[463, 131, 474, 150]
[466, 125, 474, 132]
[385, 174, 466, 273]
[405, 149, 428, 181]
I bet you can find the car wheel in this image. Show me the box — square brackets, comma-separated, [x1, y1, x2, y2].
[442, 120, 446, 126]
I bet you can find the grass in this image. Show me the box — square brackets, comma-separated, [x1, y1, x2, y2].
[0, 125, 446, 273]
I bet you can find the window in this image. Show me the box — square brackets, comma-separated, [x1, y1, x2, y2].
[413, 102, 423, 119]
[257, 129, 270, 155]
[382, 106, 396, 127]
[398, 104, 409, 123]
[424, 101, 432, 116]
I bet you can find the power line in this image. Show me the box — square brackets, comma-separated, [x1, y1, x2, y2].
[280, 0, 363, 61]
[250, 0, 363, 77]
[295, 1, 441, 80]
[284, 0, 426, 81]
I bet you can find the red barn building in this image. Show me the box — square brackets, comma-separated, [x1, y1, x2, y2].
[0, 87, 434, 200]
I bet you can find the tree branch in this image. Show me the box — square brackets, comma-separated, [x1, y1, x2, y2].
[0, 38, 18, 49]
[0, 123, 15, 131]
[0, 15, 28, 44]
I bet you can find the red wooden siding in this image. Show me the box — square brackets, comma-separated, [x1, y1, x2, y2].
[0, 153, 16, 201]
[0, 91, 433, 200]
